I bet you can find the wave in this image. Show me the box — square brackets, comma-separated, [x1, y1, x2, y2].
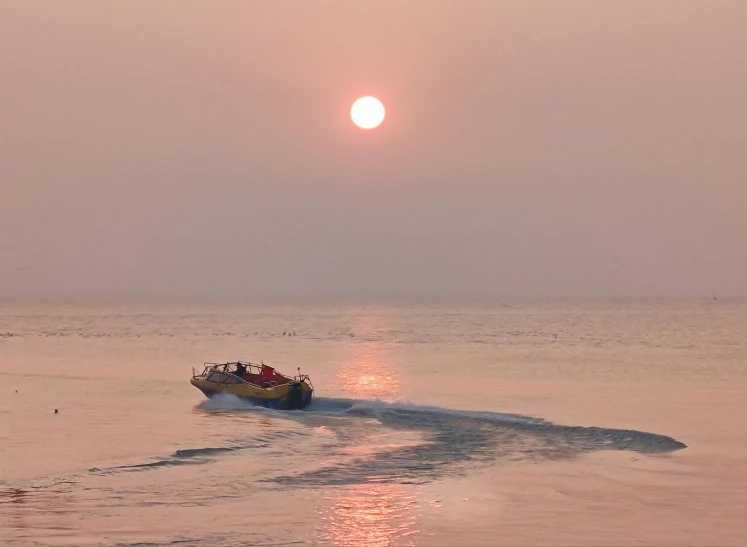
[268, 396, 687, 486]
[95, 396, 686, 485]
[89, 447, 240, 474]
[196, 393, 262, 411]
[197, 394, 541, 425]
[305, 396, 542, 425]
[88, 430, 312, 476]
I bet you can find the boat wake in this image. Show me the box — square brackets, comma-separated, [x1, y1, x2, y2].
[197, 392, 260, 411]
[88, 429, 313, 476]
[193, 394, 687, 486]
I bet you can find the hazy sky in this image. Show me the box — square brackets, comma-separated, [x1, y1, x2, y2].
[1, 1, 746, 300]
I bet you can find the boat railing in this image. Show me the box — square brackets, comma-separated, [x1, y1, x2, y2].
[194, 361, 313, 390]
[294, 367, 314, 390]
[201, 361, 265, 375]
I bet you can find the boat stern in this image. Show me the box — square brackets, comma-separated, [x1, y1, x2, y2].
[288, 380, 313, 409]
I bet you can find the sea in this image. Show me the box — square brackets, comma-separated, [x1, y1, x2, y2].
[1, 299, 746, 546]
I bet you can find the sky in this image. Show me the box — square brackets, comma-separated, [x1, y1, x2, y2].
[1, 0, 746, 300]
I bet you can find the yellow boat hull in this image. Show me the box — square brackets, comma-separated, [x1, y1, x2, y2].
[191, 377, 313, 410]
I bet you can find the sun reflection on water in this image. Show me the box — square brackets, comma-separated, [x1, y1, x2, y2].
[317, 483, 420, 547]
[0, 483, 78, 534]
[337, 348, 401, 401]
[335, 311, 403, 401]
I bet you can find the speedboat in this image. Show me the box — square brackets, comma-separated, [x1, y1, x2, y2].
[190, 361, 313, 410]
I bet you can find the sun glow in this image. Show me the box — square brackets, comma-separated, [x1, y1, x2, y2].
[337, 348, 400, 401]
[318, 483, 419, 546]
[351, 96, 385, 129]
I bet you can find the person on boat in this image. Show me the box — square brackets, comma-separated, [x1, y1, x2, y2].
[235, 362, 246, 379]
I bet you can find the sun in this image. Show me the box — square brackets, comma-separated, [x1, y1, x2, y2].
[351, 96, 385, 129]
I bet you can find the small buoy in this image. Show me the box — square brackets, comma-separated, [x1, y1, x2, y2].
[54, 409, 58, 414]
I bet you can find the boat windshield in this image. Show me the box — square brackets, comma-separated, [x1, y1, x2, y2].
[205, 370, 244, 384]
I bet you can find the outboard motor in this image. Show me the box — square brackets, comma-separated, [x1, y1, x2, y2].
[288, 381, 304, 409]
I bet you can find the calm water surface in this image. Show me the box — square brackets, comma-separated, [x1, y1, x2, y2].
[1, 300, 746, 546]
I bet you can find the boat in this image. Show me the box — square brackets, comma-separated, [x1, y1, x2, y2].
[190, 360, 313, 410]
